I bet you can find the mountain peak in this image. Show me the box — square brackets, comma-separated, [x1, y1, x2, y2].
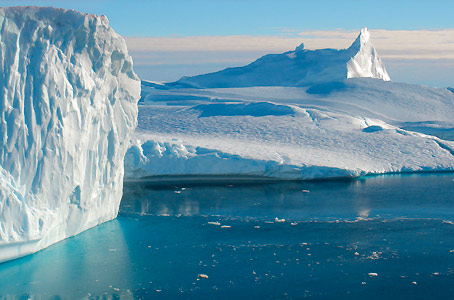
[295, 42, 305, 52]
[359, 27, 370, 43]
[346, 27, 390, 81]
[348, 27, 371, 52]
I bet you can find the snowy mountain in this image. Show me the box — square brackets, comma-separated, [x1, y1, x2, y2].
[0, 7, 140, 263]
[166, 27, 390, 89]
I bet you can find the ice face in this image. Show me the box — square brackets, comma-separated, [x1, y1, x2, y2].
[346, 27, 391, 81]
[0, 7, 140, 262]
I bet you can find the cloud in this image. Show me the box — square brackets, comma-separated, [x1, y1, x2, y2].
[299, 29, 454, 59]
[125, 29, 454, 61]
[125, 36, 302, 53]
[125, 29, 454, 85]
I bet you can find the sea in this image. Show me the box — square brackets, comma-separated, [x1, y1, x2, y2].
[0, 173, 453, 299]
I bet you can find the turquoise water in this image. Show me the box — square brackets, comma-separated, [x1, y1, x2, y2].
[0, 174, 454, 299]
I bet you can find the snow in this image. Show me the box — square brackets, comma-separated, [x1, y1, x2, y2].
[126, 78, 454, 181]
[0, 7, 140, 263]
[166, 27, 390, 88]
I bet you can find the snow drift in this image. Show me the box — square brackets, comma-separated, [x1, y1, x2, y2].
[167, 27, 390, 88]
[0, 7, 140, 263]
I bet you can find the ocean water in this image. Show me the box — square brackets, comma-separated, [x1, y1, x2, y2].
[0, 173, 454, 299]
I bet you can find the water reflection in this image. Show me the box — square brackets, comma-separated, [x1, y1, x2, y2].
[0, 220, 133, 299]
[121, 173, 454, 221]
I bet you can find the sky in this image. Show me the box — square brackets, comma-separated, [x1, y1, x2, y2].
[1, 0, 454, 87]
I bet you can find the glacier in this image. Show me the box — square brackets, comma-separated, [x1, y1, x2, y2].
[163, 27, 390, 89]
[126, 28, 454, 181]
[0, 7, 140, 263]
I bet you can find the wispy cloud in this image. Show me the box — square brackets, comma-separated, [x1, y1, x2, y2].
[125, 36, 302, 53]
[125, 29, 454, 60]
[299, 29, 454, 59]
[126, 29, 454, 85]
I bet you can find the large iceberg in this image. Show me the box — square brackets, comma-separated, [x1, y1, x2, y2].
[0, 7, 140, 262]
[127, 79, 454, 181]
[127, 29, 453, 181]
[165, 27, 390, 89]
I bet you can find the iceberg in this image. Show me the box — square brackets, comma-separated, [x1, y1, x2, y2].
[0, 7, 140, 262]
[126, 28, 453, 181]
[127, 28, 453, 181]
[346, 28, 390, 81]
[127, 77, 454, 181]
[166, 27, 390, 89]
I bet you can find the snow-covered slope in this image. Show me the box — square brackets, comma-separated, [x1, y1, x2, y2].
[0, 7, 140, 263]
[167, 27, 390, 89]
[126, 78, 454, 181]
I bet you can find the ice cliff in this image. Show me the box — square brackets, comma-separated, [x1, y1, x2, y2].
[168, 27, 390, 88]
[0, 7, 140, 262]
